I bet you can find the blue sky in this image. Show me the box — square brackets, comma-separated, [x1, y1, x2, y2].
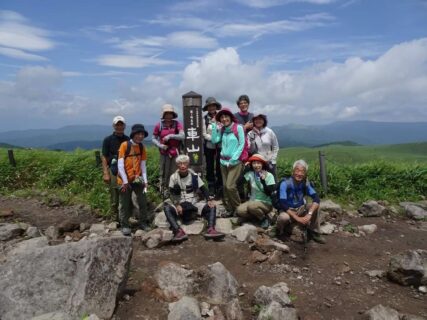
[0, 0, 426, 131]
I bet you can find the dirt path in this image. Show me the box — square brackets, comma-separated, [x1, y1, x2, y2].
[1, 195, 426, 319]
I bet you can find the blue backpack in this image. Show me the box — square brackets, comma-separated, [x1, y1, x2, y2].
[271, 177, 309, 211]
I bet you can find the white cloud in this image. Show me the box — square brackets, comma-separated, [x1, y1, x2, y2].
[176, 38, 427, 123]
[97, 31, 217, 68]
[234, 0, 335, 8]
[92, 24, 140, 33]
[1, 38, 426, 130]
[0, 10, 54, 54]
[96, 54, 175, 68]
[0, 46, 48, 61]
[216, 13, 334, 37]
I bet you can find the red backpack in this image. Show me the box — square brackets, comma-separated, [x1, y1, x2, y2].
[221, 123, 249, 162]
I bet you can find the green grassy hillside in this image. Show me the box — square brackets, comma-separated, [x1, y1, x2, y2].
[279, 142, 427, 164]
[1, 143, 426, 216]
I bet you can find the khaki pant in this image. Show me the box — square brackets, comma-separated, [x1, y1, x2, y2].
[236, 201, 272, 221]
[220, 163, 243, 212]
[160, 154, 177, 192]
[119, 183, 148, 229]
[276, 205, 321, 234]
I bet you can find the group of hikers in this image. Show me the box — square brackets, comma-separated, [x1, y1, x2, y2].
[101, 94, 325, 244]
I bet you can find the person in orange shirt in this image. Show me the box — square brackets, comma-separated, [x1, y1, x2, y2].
[117, 124, 150, 236]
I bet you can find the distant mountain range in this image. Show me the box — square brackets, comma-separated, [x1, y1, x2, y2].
[0, 121, 426, 150]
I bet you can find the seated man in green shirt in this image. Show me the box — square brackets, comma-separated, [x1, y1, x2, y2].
[236, 154, 276, 229]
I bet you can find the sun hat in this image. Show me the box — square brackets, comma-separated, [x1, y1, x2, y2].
[161, 104, 178, 119]
[215, 107, 236, 122]
[252, 114, 268, 127]
[203, 97, 222, 111]
[246, 153, 268, 167]
[130, 124, 149, 139]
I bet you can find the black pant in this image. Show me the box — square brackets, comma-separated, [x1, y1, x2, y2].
[164, 202, 216, 233]
[204, 147, 222, 194]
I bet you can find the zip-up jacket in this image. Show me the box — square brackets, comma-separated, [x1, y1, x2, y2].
[247, 127, 279, 164]
[211, 122, 245, 167]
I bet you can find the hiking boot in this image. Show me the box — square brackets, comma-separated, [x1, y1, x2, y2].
[260, 218, 270, 229]
[221, 210, 235, 218]
[171, 228, 188, 243]
[139, 222, 151, 231]
[309, 231, 326, 244]
[121, 227, 131, 236]
[203, 227, 225, 240]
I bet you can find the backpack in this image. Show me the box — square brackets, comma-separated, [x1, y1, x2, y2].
[271, 177, 308, 211]
[158, 120, 185, 155]
[220, 123, 249, 162]
[110, 142, 144, 176]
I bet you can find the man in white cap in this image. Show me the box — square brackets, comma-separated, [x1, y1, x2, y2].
[101, 115, 130, 223]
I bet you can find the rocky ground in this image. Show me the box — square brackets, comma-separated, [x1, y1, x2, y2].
[0, 195, 426, 320]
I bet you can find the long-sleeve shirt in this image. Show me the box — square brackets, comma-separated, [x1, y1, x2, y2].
[247, 126, 279, 164]
[117, 139, 147, 185]
[211, 122, 245, 167]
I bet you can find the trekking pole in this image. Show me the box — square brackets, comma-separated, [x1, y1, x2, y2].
[161, 154, 168, 204]
[302, 226, 308, 254]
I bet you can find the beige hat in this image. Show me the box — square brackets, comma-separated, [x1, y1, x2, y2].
[161, 104, 178, 119]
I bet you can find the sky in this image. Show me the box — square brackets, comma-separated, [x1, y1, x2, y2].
[0, 0, 427, 131]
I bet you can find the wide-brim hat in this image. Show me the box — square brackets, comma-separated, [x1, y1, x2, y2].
[246, 153, 268, 167]
[203, 97, 222, 111]
[215, 107, 236, 122]
[161, 104, 178, 119]
[252, 114, 268, 127]
[130, 124, 149, 139]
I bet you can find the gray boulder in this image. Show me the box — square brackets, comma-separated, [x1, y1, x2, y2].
[31, 312, 74, 320]
[215, 218, 233, 235]
[142, 228, 174, 248]
[155, 262, 195, 301]
[0, 223, 24, 241]
[231, 224, 258, 242]
[403, 204, 427, 221]
[358, 224, 378, 234]
[358, 200, 387, 217]
[387, 249, 427, 286]
[254, 282, 292, 307]
[168, 296, 201, 320]
[26, 226, 41, 238]
[198, 262, 239, 304]
[362, 304, 400, 320]
[44, 226, 59, 240]
[319, 199, 342, 217]
[319, 222, 337, 235]
[0, 236, 132, 320]
[257, 302, 298, 320]
[224, 298, 244, 320]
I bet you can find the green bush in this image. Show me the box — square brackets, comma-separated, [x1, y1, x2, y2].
[1, 147, 426, 217]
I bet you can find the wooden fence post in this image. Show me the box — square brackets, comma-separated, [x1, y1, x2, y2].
[319, 151, 328, 193]
[8, 149, 16, 167]
[95, 151, 101, 167]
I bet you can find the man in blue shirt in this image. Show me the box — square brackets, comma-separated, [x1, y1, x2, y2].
[276, 160, 325, 244]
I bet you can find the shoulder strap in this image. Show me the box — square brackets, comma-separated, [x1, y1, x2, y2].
[191, 173, 199, 191]
[124, 142, 144, 158]
[125, 141, 132, 157]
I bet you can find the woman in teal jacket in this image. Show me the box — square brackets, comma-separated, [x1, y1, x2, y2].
[211, 108, 245, 216]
